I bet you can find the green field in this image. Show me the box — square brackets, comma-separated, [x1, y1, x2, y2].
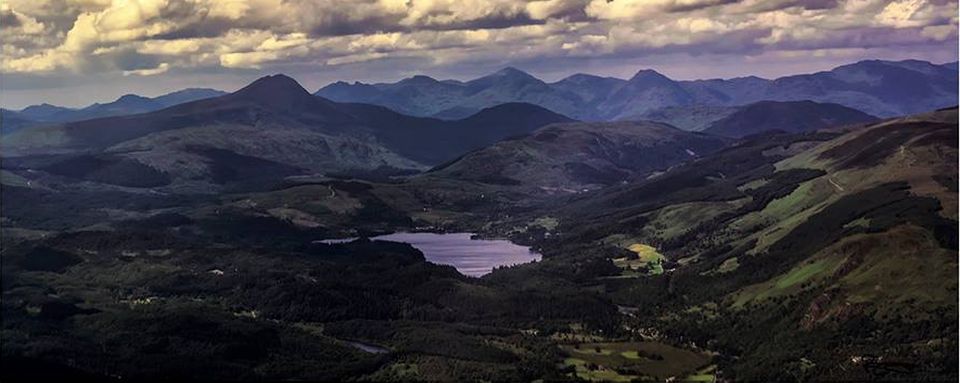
[612, 243, 666, 276]
[560, 341, 710, 381]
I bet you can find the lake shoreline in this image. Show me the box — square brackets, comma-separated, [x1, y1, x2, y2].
[314, 232, 541, 277]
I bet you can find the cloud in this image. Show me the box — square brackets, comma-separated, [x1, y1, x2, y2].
[123, 62, 170, 76]
[0, 0, 956, 80]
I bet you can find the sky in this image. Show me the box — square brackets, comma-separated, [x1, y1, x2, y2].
[1, 0, 958, 109]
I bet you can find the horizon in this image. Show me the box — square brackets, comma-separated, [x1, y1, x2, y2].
[4, 56, 956, 110]
[2, 0, 957, 109]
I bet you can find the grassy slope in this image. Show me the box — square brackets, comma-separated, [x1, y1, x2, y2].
[531, 108, 957, 380]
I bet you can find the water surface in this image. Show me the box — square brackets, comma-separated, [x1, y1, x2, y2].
[318, 232, 540, 277]
[344, 340, 389, 354]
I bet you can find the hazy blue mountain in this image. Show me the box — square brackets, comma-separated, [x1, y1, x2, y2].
[452, 67, 584, 119]
[79, 94, 159, 118]
[13, 88, 227, 124]
[1, 109, 38, 135]
[318, 76, 468, 117]
[679, 76, 772, 105]
[550, 74, 626, 106]
[315, 80, 385, 102]
[594, 69, 696, 120]
[315, 59, 958, 120]
[151, 88, 228, 107]
[318, 67, 585, 119]
[756, 59, 958, 117]
[17, 103, 76, 121]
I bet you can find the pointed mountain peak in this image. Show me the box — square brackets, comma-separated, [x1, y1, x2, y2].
[492, 66, 533, 78]
[466, 66, 542, 89]
[629, 69, 670, 81]
[236, 74, 311, 97]
[222, 74, 353, 121]
[230, 74, 322, 110]
[626, 69, 679, 89]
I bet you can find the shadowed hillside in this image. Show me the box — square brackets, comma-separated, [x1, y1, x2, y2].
[704, 100, 879, 138]
[1, 75, 570, 193]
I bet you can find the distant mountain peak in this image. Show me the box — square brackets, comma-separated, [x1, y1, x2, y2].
[116, 94, 151, 102]
[22, 103, 70, 112]
[231, 74, 316, 108]
[496, 66, 525, 74]
[491, 66, 536, 80]
[161, 88, 224, 96]
[556, 73, 613, 84]
[629, 69, 670, 82]
[238, 74, 309, 94]
[399, 74, 439, 85]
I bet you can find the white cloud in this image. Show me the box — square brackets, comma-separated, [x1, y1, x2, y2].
[0, 0, 956, 77]
[123, 62, 170, 76]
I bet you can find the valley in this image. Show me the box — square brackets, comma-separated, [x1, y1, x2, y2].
[1, 67, 957, 382]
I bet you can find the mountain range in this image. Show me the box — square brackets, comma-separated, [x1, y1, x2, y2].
[1, 57, 957, 382]
[1, 75, 570, 192]
[0, 88, 227, 134]
[317, 59, 958, 121]
[4, 73, 885, 194]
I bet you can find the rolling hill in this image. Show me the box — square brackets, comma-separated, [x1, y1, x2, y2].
[703, 100, 879, 138]
[428, 121, 729, 191]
